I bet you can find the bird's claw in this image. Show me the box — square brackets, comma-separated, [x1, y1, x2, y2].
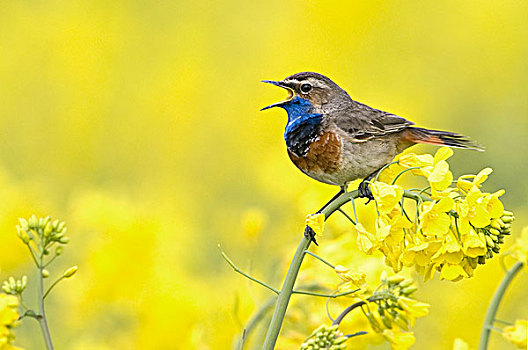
[358, 180, 374, 204]
[304, 226, 318, 246]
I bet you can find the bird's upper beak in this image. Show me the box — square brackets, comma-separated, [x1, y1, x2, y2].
[260, 80, 295, 111]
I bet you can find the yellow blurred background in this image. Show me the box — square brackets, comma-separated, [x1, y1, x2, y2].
[0, 0, 527, 349]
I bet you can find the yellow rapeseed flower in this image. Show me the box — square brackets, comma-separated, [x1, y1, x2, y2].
[334, 265, 367, 288]
[397, 153, 433, 176]
[397, 296, 430, 320]
[306, 213, 325, 236]
[457, 168, 493, 192]
[431, 233, 464, 265]
[461, 228, 487, 258]
[502, 319, 527, 349]
[353, 223, 377, 254]
[371, 182, 404, 213]
[439, 263, 469, 281]
[401, 240, 442, 269]
[0, 293, 20, 350]
[419, 197, 454, 237]
[382, 329, 415, 350]
[426, 147, 454, 193]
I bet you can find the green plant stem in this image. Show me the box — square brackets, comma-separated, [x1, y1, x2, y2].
[262, 233, 312, 350]
[219, 246, 279, 294]
[262, 189, 426, 349]
[37, 254, 54, 350]
[43, 276, 66, 299]
[478, 261, 523, 350]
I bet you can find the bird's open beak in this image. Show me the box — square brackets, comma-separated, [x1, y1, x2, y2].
[260, 80, 294, 111]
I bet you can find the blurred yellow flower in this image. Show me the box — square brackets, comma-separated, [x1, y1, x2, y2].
[502, 319, 527, 349]
[452, 338, 472, 350]
[240, 207, 267, 240]
[306, 213, 325, 236]
[382, 329, 415, 350]
[510, 227, 528, 264]
[0, 293, 20, 350]
[419, 197, 454, 236]
[371, 182, 404, 213]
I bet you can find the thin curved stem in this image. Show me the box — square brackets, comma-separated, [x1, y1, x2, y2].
[43, 276, 66, 300]
[304, 251, 335, 269]
[391, 167, 421, 184]
[478, 261, 523, 350]
[332, 301, 366, 325]
[220, 246, 279, 294]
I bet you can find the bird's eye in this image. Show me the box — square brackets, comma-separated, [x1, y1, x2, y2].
[300, 83, 312, 94]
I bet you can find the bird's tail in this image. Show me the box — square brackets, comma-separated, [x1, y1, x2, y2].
[405, 127, 484, 151]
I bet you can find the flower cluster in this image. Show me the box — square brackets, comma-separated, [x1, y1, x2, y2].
[299, 324, 349, 350]
[360, 273, 429, 348]
[351, 147, 513, 281]
[0, 293, 21, 350]
[17, 215, 69, 248]
[1, 277, 27, 296]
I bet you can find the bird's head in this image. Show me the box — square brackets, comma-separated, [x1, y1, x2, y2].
[261, 72, 350, 113]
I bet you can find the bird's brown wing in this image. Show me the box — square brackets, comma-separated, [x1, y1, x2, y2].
[331, 107, 413, 141]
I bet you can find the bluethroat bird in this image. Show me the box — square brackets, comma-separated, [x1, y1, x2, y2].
[261, 72, 483, 244]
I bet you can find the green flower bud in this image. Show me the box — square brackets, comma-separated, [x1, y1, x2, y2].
[502, 210, 514, 216]
[57, 222, 66, 233]
[2, 281, 11, 294]
[28, 215, 37, 228]
[501, 215, 513, 223]
[18, 218, 29, 230]
[58, 236, 70, 244]
[42, 269, 50, 278]
[393, 314, 409, 330]
[55, 246, 63, 256]
[9, 277, 16, 290]
[478, 256, 486, 264]
[388, 275, 405, 284]
[398, 279, 414, 289]
[63, 266, 78, 278]
[44, 222, 53, 237]
[17, 228, 31, 244]
[485, 235, 494, 247]
[488, 228, 500, 236]
[401, 285, 418, 295]
[381, 314, 393, 329]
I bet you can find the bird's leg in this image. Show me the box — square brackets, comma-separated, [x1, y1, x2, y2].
[304, 185, 347, 245]
[358, 167, 385, 203]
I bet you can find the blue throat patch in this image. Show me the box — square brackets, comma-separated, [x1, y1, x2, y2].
[281, 97, 323, 157]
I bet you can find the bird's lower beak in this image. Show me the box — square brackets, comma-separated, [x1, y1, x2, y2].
[260, 80, 294, 111]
